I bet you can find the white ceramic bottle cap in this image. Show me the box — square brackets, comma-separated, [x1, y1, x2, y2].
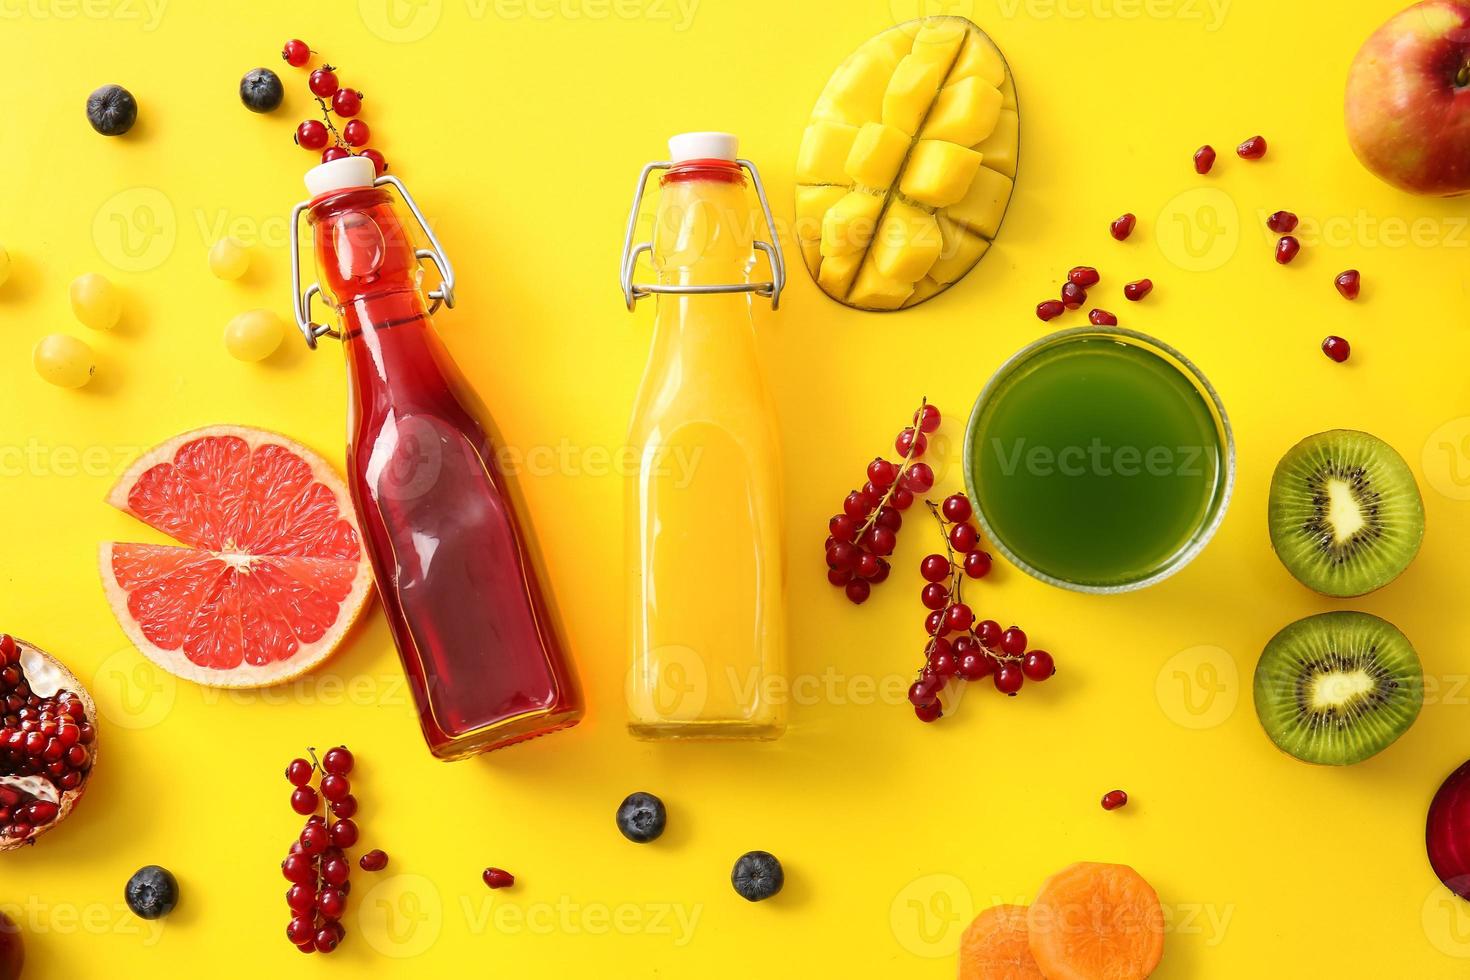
[667, 131, 738, 163]
[304, 155, 377, 197]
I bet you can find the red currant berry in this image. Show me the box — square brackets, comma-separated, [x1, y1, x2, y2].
[1236, 135, 1267, 160]
[845, 579, 871, 605]
[1275, 235, 1300, 264]
[875, 507, 901, 532]
[330, 819, 359, 848]
[924, 610, 945, 636]
[1022, 650, 1055, 681]
[958, 652, 994, 681]
[1110, 212, 1136, 240]
[914, 699, 943, 722]
[1267, 210, 1298, 233]
[360, 849, 389, 872]
[483, 868, 515, 889]
[941, 493, 972, 523]
[1101, 789, 1129, 811]
[358, 147, 388, 176]
[891, 488, 914, 510]
[282, 853, 316, 884]
[945, 603, 974, 632]
[901, 462, 934, 493]
[1123, 278, 1152, 301]
[949, 523, 979, 552]
[994, 664, 1024, 695]
[920, 554, 950, 583]
[282, 39, 311, 68]
[317, 887, 347, 920]
[295, 120, 328, 150]
[864, 525, 897, 557]
[290, 786, 319, 815]
[854, 552, 880, 579]
[286, 758, 313, 785]
[908, 676, 942, 706]
[1335, 269, 1360, 300]
[332, 89, 363, 117]
[287, 915, 315, 945]
[314, 925, 342, 954]
[308, 67, 339, 98]
[1193, 144, 1215, 174]
[921, 583, 949, 611]
[843, 491, 871, 520]
[320, 773, 350, 802]
[869, 558, 891, 585]
[976, 620, 1002, 647]
[868, 458, 898, 488]
[342, 119, 370, 147]
[1068, 266, 1100, 287]
[998, 626, 1028, 657]
[331, 795, 358, 819]
[321, 146, 350, 163]
[1037, 299, 1066, 321]
[286, 883, 316, 913]
[829, 514, 856, 543]
[827, 567, 852, 586]
[928, 648, 958, 679]
[914, 403, 941, 433]
[963, 551, 991, 578]
[1321, 335, 1350, 363]
[321, 856, 350, 887]
[300, 822, 330, 855]
[895, 427, 927, 457]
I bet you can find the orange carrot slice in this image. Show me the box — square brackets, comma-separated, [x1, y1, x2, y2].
[1026, 862, 1164, 979]
[958, 904, 1044, 980]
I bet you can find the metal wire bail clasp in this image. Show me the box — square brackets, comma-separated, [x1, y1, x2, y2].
[618, 158, 786, 313]
[289, 174, 458, 349]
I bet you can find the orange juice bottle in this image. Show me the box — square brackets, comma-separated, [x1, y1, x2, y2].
[619, 133, 787, 739]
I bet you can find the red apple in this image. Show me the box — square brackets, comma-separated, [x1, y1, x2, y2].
[0, 910, 21, 980]
[1346, 0, 1470, 195]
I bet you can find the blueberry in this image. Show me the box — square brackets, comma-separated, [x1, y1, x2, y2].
[615, 791, 666, 843]
[239, 68, 284, 114]
[125, 865, 178, 920]
[86, 84, 137, 136]
[731, 851, 783, 902]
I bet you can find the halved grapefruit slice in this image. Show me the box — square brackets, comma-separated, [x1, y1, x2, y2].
[100, 426, 372, 688]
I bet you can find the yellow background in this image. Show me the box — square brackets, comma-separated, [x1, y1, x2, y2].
[2, 0, 1469, 974]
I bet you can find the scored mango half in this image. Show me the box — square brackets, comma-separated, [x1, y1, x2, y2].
[794, 17, 1019, 311]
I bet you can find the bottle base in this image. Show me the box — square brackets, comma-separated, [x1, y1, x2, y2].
[429, 706, 583, 761]
[627, 718, 785, 742]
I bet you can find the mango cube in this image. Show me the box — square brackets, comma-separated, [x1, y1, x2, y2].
[820, 191, 883, 257]
[910, 17, 967, 65]
[845, 122, 911, 189]
[901, 140, 984, 208]
[928, 215, 991, 284]
[974, 108, 1019, 178]
[882, 54, 948, 135]
[950, 30, 1006, 88]
[797, 121, 860, 184]
[849, 258, 915, 310]
[795, 185, 849, 246]
[947, 166, 1013, 239]
[872, 201, 943, 282]
[817, 250, 863, 297]
[908, 276, 947, 305]
[920, 77, 1003, 147]
[813, 52, 892, 126]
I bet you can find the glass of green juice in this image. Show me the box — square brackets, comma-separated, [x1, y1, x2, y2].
[964, 327, 1234, 593]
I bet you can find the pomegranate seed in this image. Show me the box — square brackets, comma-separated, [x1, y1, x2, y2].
[1322, 336, 1351, 363]
[1036, 299, 1065, 321]
[1088, 309, 1118, 326]
[1110, 213, 1136, 241]
[1101, 790, 1129, 811]
[1236, 135, 1267, 159]
[359, 849, 389, 872]
[1123, 278, 1152, 301]
[1068, 266, 1100, 287]
[1266, 210, 1298, 233]
[1335, 269, 1361, 300]
[1193, 145, 1216, 174]
[1060, 281, 1086, 309]
[483, 867, 515, 889]
[1274, 236, 1300, 264]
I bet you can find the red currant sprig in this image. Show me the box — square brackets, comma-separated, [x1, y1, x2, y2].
[281, 41, 389, 176]
[825, 399, 940, 605]
[283, 745, 359, 955]
[907, 496, 1055, 722]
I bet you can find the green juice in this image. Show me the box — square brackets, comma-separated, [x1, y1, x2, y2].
[965, 330, 1232, 591]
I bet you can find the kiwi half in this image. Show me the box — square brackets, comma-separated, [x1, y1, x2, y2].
[1267, 429, 1424, 597]
[1254, 611, 1422, 765]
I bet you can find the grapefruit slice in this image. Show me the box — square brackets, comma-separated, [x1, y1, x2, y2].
[100, 426, 372, 688]
[1027, 862, 1164, 980]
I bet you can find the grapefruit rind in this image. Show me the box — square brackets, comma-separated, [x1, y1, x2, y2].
[100, 426, 372, 690]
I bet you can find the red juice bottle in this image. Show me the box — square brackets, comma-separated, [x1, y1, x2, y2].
[290, 156, 582, 759]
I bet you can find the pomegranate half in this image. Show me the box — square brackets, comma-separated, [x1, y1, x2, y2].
[0, 635, 97, 851]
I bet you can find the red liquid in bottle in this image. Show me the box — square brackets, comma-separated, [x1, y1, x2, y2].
[306, 183, 581, 759]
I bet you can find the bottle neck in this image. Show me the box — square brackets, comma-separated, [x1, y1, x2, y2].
[308, 186, 423, 321]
